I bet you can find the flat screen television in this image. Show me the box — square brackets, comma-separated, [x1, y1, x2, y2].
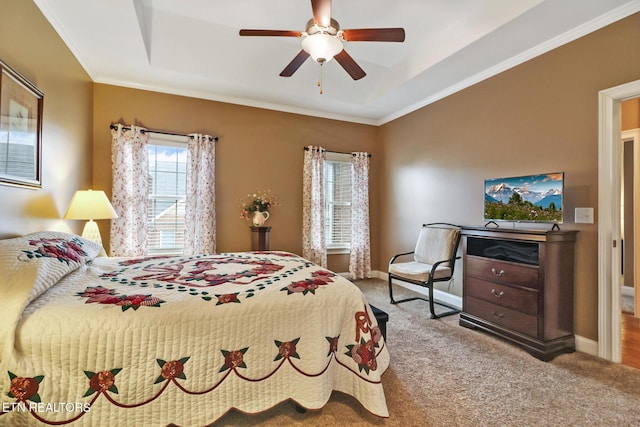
[484, 172, 564, 223]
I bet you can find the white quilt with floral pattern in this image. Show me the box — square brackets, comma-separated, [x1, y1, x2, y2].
[0, 232, 389, 426]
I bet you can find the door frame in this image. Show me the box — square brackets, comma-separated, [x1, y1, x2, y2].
[598, 78, 640, 362]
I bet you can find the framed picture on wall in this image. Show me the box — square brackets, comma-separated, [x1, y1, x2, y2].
[0, 59, 43, 188]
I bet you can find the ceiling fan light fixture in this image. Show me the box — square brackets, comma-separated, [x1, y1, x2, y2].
[239, 4, 404, 81]
[301, 33, 343, 63]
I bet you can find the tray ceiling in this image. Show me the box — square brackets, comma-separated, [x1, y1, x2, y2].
[34, 0, 640, 125]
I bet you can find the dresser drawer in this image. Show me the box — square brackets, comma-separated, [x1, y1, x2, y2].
[464, 276, 538, 315]
[464, 296, 538, 338]
[465, 256, 539, 289]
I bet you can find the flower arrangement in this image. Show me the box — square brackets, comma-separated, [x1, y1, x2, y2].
[240, 190, 279, 221]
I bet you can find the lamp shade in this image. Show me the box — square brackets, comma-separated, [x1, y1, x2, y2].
[301, 33, 343, 63]
[64, 190, 118, 220]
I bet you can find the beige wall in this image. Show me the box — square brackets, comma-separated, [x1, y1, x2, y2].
[92, 85, 380, 272]
[623, 99, 640, 130]
[0, 0, 93, 237]
[379, 13, 640, 341]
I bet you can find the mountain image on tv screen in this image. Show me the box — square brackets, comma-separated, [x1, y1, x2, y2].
[484, 172, 563, 222]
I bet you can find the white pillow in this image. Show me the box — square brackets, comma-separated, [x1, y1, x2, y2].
[0, 231, 102, 308]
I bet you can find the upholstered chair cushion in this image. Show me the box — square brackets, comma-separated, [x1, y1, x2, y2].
[388, 261, 452, 282]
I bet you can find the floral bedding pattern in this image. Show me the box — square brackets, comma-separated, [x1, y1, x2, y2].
[0, 232, 389, 426]
[77, 286, 165, 311]
[21, 235, 91, 264]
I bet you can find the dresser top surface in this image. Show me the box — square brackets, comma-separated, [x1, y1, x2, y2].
[461, 226, 578, 242]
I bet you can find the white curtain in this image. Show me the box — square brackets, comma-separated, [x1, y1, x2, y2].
[302, 146, 327, 267]
[350, 152, 371, 279]
[184, 134, 216, 255]
[110, 124, 149, 257]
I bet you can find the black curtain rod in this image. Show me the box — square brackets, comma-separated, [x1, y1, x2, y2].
[303, 146, 371, 157]
[109, 124, 218, 142]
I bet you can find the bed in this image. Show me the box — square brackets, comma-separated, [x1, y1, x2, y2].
[0, 231, 389, 426]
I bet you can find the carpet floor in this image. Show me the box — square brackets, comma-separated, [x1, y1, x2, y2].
[214, 279, 640, 426]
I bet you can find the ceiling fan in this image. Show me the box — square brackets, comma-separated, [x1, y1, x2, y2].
[239, 0, 405, 81]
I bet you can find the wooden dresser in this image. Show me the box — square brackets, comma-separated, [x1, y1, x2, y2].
[459, 227, 578, 361]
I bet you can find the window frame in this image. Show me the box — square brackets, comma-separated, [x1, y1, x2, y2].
[325, 152, 352, 254]
[146, 133, 190, 256]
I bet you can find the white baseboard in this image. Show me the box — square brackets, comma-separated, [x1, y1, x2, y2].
[575, 335, 598, 356]
[622, 285, 634, 297]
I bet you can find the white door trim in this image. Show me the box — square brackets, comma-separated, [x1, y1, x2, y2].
[598, 79, 640, 362]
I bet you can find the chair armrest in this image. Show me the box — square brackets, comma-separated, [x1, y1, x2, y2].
[389, 251, 414, 265]
[429, 256, 461, 276]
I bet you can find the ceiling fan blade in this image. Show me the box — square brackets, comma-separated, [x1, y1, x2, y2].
[341, 28, 406, 42]
[239, 29, 303, 37]
[334, 50, 366, 80]
[280, 50, 311, 77]
[311, 0, 332, 27]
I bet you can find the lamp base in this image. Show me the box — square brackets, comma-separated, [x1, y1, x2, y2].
[81, 220, 103, 246]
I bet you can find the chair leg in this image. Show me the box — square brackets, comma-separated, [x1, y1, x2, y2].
[430, 303, 461, 319]
[388, 274, 397, 304]
[429, 283, 461, 319]
[390, 275, 460, 318]
[428, 283, 437, 319]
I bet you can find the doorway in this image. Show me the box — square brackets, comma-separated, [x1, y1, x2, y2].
[598, 78, 640, 363]
[622, 127, 640, 316]
[621, 127, 640, 369]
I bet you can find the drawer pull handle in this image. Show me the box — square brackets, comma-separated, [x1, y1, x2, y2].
[492, 311, 505, 319]
[491, 268, 505, 277]
[491, 289, 504, 298]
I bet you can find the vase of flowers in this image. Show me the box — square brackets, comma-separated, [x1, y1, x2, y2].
[240, 190, 279, 226]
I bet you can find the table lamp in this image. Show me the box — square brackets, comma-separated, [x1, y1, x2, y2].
[64, 190, 118, 246]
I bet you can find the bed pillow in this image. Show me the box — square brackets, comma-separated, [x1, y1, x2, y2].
[0, 231, 103, 306]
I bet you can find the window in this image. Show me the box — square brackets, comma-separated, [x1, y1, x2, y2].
[325, 153, 352, 250]
[146, 134, 189, 255]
